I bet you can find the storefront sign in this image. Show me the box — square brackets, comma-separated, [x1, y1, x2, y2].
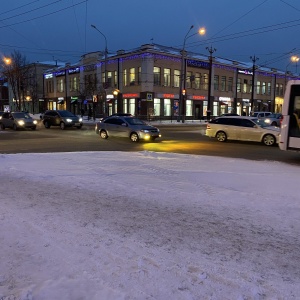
[44, 73, 53, 79]
[55, 70, 66, 77]
[192, 95, 206, 100]
[68, 67, 80, 74]
[163, 94, 175, 98]
[123, 93, 139, 98]
[238, 69, 253, 75]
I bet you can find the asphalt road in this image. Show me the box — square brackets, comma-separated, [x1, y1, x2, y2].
[1, 122, 300, 165]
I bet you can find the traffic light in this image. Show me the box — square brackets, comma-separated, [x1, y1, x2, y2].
[182, 89, 186, 96]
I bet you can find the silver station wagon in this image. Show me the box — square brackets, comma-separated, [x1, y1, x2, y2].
[95, 115, 161, 142]
[206, 116, 280, 146]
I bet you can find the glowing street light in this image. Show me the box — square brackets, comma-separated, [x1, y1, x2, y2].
[3, 57, 12, 65]
[179, 26, 206, 123]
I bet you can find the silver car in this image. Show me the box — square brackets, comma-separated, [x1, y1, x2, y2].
[206, 116, 279, 146]
[0, 112, 38, 130]
[95, 116, 161, 142]
[263, 113, 282, 127]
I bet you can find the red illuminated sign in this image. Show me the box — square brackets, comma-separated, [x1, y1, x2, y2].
[163, 94, 175, 98]
[192, 95, 206, 100]
[123, 93, 139, 98]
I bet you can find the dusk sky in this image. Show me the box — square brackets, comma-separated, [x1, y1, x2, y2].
[1, 0, 300, 72]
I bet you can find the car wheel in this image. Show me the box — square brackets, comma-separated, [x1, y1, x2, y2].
[44, 121, 50, 129]
[60, 122, 65, 130]
[0, 123, 5, 130]
[100, 130, 108, 139]
[130, 132, 139, 142]
[262, 134, 276, 146]
[216, 131, 227, 142]
[13, 124, 18, 131]
[77, 125, 82, 129]
[31, 126, 36, 130]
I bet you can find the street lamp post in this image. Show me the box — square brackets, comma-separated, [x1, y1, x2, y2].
[91, 24, 108, 117]
[206, 46, 216, 120]
[178, 26, 206, 123]
[250, 55, 259, 112]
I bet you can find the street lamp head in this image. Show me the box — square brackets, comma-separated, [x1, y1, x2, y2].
[291, 55, 300, 62]
[198, 27, 206, 36]
[91, 24, 96, 29]
[3, 57, 12, 65]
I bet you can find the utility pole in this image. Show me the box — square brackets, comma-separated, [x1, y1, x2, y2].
[206, 46, 216, 120]
[250, 55, 259, 112]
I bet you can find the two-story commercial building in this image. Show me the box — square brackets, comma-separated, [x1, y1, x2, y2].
[40, 44, 300, 120]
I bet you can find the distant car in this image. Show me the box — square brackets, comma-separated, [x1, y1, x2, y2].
[42, 110, 83, 129]
[95, 115, 161, 142]
[205, 116, 280, 146]
[220, 113, 240, 117]
[0, 111, 37, 130]
[263, 113, 283, 127]
[250, 111, 272, 118]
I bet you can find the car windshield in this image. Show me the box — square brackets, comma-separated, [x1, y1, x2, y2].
[59, 111, 76, 117]
[252, 118, 269, 128]
[13, 112, 31, 119]
[124, 117, 146, 125]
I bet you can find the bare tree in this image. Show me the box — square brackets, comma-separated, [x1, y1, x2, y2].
[2, 50, 29, 111]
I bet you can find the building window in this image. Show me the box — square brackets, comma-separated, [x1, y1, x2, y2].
[163, 68, 171, 87]
[237, 78, 241, 92]
[123, 98, 128, 113]
[129, 68, 135, 85]
[276, 83, 279, 95]
[123, 69, 127, 86]
[186, 71, 192, 88]
[57, 78, 64, 92]
[154, 67, 161, 86]
[114, 71, 118, 88]
[46, 80, 53, 93]
[221, 76, 226, 91]
[154, 98, 160, 116]
[194, 73, 200, 89]
[107, 71, 112, 88]
[256, 81, 261, 94]
[202, 73, 208, 90]
[164, 99, 171, 116]
[69, 77, 78, 91]
[279, 84, 283, 96]
[174, 70, 180, 88]
[186, 100, 192, 116]
[267, 82, 271, 95]
[214, 75, 219, 91]
[138, 67, 141, 85]
[262, 82, 266, 94]
[228, 77, 233, 92]
[129, 98, 135, 115]
[243, 79, 247, 93]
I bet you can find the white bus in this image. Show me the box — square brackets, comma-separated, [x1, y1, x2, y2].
[279, 80, 300, 151]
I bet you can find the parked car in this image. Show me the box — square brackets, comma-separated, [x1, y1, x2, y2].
[220, 113, 240, 117]
[205, 116, 280, 146]
[42, 110, 83, 129]
[250, 111, 272, 118]
[95, 115, 161, 142]
[0, 111, 38, 130]
[263, 113, 283, 127]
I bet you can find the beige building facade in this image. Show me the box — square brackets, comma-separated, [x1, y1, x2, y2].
[41, 44, 299, 120]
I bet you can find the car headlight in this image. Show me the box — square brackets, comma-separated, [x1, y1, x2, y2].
[18, 120, 25, 126]
[79, 118, 83, 122]
[66, 118, 72, 122]
[33, 120, 37, 124]
[264, 119, 271, 124]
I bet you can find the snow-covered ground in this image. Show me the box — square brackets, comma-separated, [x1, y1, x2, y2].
[1, 151, 300, 300]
